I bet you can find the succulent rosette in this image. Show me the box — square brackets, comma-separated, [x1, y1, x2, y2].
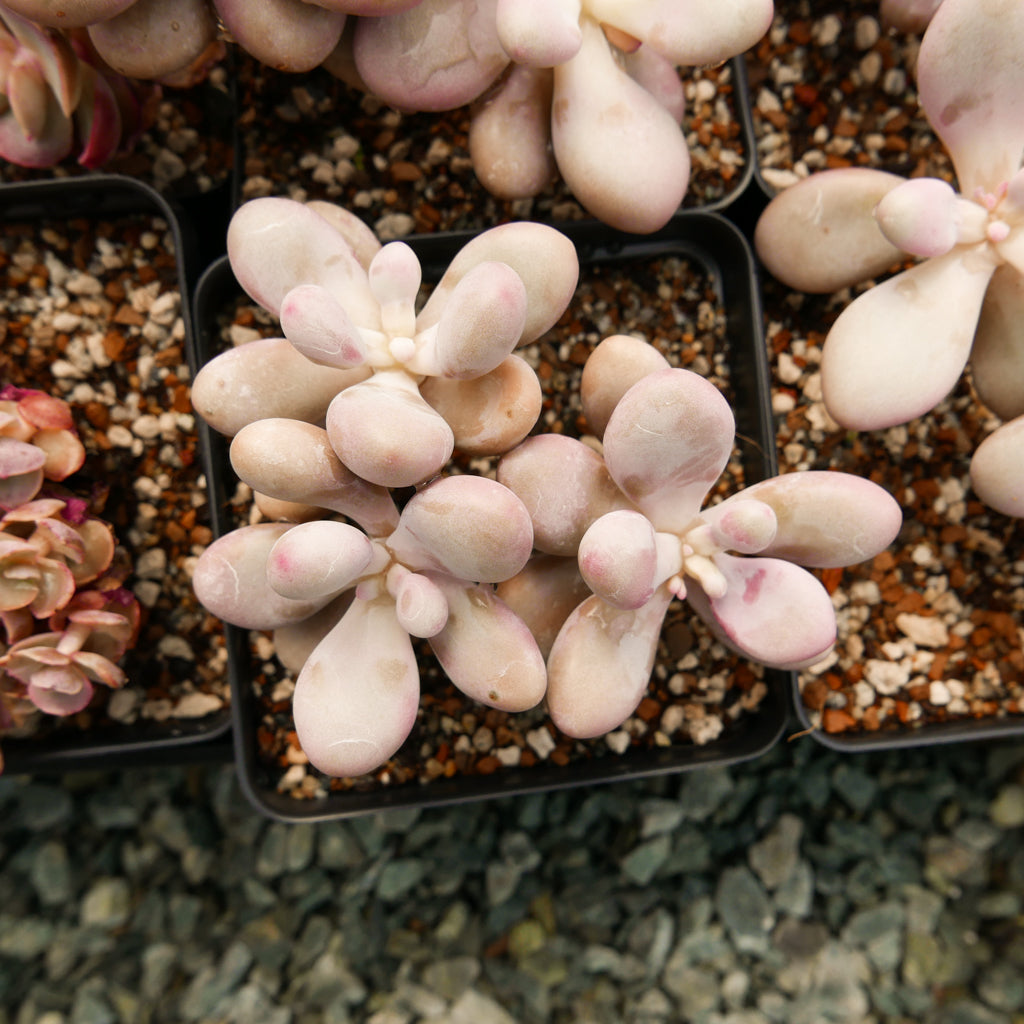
[465, 0, 774, 232]
[193, 197, 577, 489]
[193, 472, 545, 778]
[498, 337, 902, 739]
[754, 0, 1024, 517]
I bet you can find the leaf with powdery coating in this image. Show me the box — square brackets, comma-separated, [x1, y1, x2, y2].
[685, 554, 837, 670]
[495, 0, 582, 66]
[426, 575, 547, 712]
[227, 197, 379, 327]
[580, 333, 669, 439]
[266, 520, 374, 602]
[722, 472, 903, 568]
[386, 476, 533, 584]
[578, 509, 660, 610]
[418, 221, 579, 345]
[192, 523, 330, 631]
[192, 336, 369, 437]
[305, 200, 381, 270]
[230, 418, 399, 535]
[971, 265, 1024, 422]
[213, 0, 345, 73]
[273, 592, 353, 677]
[754, 168, 906, 293]
[392, 570, 449, 639]
[426, 262, 528, 380]
[421, 354, 541, 455]
[821, 249, 997, 430]
[917, 0, 1024, 197]
[551, 18, 688, 234]
[293, 597, 420, 778]
[280, 285, 368, 369]
[546, 588, 673, 738]
[970, 417, 1024, 518]
[325, 375, 454, 489]
[602, 368, 734, 535]
[497, 433, 629, 556]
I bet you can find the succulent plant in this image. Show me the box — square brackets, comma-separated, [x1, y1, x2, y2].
[879, 0, 943, 32]
[754, 0, 1024, 518]
[0, 7, 155, 166]
[193, 196, 577, 489]
[497, 336, 902, 739]
[193, 472, 545, 778]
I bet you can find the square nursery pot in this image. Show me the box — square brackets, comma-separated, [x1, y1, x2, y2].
[194, 209, 791, 822]
[233, 51, 758, 231]
[0, 174, 233, 774]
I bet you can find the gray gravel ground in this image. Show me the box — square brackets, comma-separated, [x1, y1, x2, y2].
[0, 733, 1022, 1024]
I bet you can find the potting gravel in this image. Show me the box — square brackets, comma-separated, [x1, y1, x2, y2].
[0, 735, 1022, 1023]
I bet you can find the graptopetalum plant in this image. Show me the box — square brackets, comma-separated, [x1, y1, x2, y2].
[0, 387, 140, 768]
[754, 0, 1024, 519]
[192, 199, 903, 779]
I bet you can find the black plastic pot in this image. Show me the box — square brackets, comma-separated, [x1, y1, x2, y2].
[0, 174, 233, 774]
[194, 209, 791, 822]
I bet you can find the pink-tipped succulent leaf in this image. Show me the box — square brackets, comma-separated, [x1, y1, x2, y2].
[266, 519, 375, 602]
[580, 333, 670, 438]
[970, 416, 1024, 519]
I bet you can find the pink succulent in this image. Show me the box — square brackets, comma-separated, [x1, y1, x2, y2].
[194, 472, 545, 778]
[497, 339, 902, 740]
[754, 0, 1024, 517]
[194, 197, 577, 489]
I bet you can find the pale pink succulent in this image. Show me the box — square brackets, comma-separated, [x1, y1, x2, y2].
[879, 0, 944, 33]
[193, 472, 545, 778]
[0, 7, 153, 166]
[754, 0, 1024, 519]
[465, 0, 775, 232]
[193, 197, 577, 489]
[497, 337, 902, 739]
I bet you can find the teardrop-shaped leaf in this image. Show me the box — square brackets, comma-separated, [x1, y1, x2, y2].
[723, 471, 903, 568]
[272, 591, 352, 676]
[280, 285, 368, 369]
[603, 367, 734, 534]
[305, 200, 381, 270]
[874, 177, 962, 258]
[971, 265, 1024, 421]
[578, 509, 659, 610]
[686, 554, 836, 669]
[293, 597, 420, 778]
[426, 575, 547, 712]
[192, 336, 368, 437]
[497, 433, 629, 555]
[622, 46, 685, 124]
[550, 18, 688, 233]
[387, 475, 533, 583]
[970, 416, 1024, 518]
[917, 0, 1024, 196]
[754, 168, 907, 292]
[392, 570, 449, 638]
[267, 520, 374, 601]
[230, 418, 399, 535]
[421, 354, 541, 455]
[580, 334, 670, 439]
[546, 588, 672, 738]
[821, 250, 996, 429]
[213, 0, 345, 73]
[325, 374, 454, 488]
[495, 0, 582, 65]
[417, 221, 578, 345]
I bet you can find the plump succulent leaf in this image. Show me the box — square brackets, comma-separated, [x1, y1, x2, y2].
[192, 523, 331, 631]
[550, 18, 688, 234]
[622, 46, 685, 124]
[418, 221, 579, 345]
[686, 553, 837, 670]
[213, 0, 345, 72]
[873, 178, 967, 258]
[421, 354, 541, 455]
[580, 333, 670, 439]
[722, 472, 903, 568]
[971, 265, 1024, 421]
[497, 434, 629, 556]
[426, 575, 547, 712]
[280, 285, 369, 369]
[293, 597, 420, 777]
[266, 520, 374, 601]
[578, 509, 659, 610]
[602, 368, 735, 534]
[325, 375, 454, 488]
[1, 0, 136, 28]
[192, 336, 369, 437]
[495, 0, 582, 66]
[917, 0, 1024, 197]
[386, 475, 533, 584]
[230, 418, 399, 535]
[970, 416, 1024, 518]
[392, 570, 449, 638]
[546, 588, 673, 738]
[272, 591, 353, 677]
[821, 250, 997, 430]
[227, 197, 379, 327]
[754, 168, 907, 293]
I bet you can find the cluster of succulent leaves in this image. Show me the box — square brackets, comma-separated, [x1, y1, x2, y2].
[192, 197, 901, 779]
[0, 0, 774, 233]
[0, 386, 140, 767]
[755, 0, 1024, 519]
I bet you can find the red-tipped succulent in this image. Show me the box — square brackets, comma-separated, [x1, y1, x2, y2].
[497, 337, 902, 739]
